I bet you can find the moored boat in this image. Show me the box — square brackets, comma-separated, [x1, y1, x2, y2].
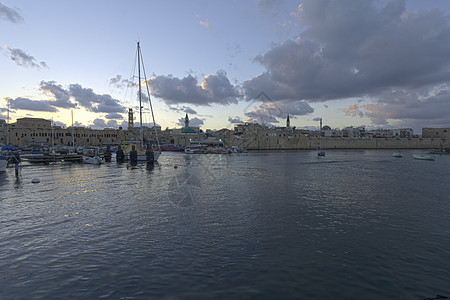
[413, 154, 435, 161]
[83, 155, 104, 165]
[392, 151, 403, 157]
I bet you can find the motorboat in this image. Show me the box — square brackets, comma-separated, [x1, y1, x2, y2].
[413, 154, 435, 161]
[317, 150, 325, 156]
[392, 152, 403, 158]
[83, 155, 104, 165]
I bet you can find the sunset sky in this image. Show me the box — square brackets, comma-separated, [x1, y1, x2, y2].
[1, 0, 450, 133]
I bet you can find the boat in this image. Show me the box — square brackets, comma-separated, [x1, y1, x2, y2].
[428, 148, 450, 155]
[82, 155, 104, 165]
[317, 150, 325, 156]
[185, 144, 208, 154]
[211, 147, 231, 154]
[413, 154, 435, 161]
[123, 42, 161, 163]
[160, 144, 185, 152]
[392, 151, 403, 158]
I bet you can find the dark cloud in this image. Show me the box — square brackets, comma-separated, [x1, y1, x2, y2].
[105, 113, 123, 120]
[69, 83, 126, 113]
[345, 88, 450, 131]
[244, 0, 450, 104]
[244, 100, 313, 125]
[149, 70, 241, 106]
[39, 80, 76, 108]
[228, 116, 243, 124]
[169, 106, 197, 115]
[0, 3, 23, 23]
[4, 46, 48, 69]
[7, 97, 58, 112]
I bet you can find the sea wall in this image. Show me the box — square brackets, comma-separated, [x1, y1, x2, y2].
[224, 134, 449, 150]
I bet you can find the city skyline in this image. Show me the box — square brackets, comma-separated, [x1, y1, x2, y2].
[1, 0, 450, 133]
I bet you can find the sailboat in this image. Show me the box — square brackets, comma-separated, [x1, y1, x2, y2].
[124, 42, 161, 163]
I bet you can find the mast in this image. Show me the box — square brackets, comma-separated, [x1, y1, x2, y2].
[137, 42, 143, 146]
[71, 110, 75, 148]
[6, 98, 10, 146]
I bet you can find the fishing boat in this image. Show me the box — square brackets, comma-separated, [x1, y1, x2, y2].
[124, 42, 161, 163]
[392, 151, 403, 158]
[413, 154, 435, 161]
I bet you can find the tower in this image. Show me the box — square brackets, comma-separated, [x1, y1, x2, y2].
[184, 113, 189, 128]
[286, 114, 290, 128]
[320, 118, 322, 132]
[128, 108, 134, 128]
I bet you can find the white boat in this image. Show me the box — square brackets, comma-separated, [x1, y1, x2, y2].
[185, 144, 208, 154]
[392, 152, 403, 157]
[83, 155, 104, 165]
[413, 154, 435, 161]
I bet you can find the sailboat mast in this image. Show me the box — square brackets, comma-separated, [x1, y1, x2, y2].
[137, 42, 143, 146]
[6, 98, 10, 146]
[71, 110, 75, 148]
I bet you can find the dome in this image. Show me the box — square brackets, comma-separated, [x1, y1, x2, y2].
[181, 127, 197, 134]
[322, 125, 331, 131]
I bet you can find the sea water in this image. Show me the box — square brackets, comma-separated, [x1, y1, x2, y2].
[1, 150, 449, 299]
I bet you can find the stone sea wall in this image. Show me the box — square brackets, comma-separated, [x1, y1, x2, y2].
[225, 134, 448, 150]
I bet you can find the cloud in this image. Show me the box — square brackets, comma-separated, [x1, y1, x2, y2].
[148, 70, 241, 106]
[91, 118, 107, 129]
[244, 100, 314, 125]
[39, 81, 76, 108]
[69, 83, 126, 113]
[200, 19, 213, 30]
[109, 75, 136, 89]
[345, 88, 450, 131]
[178, 116, 204, 127]
[169, 106, 197, 115]
[244, 0, 450, 105]
[7, 97, 58, 112]
[105, 113, 123, 120]
[4, 46, 48, 69]
[343, 104, 364, 118]
[0, 3, 23, 23]
[228, 116, 243, 124]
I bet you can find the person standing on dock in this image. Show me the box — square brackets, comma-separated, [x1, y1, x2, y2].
[116, 146, 125, 163]
[12, 152, 21, 177]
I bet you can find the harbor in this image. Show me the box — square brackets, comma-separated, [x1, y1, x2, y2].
[1, 150, 449, 299]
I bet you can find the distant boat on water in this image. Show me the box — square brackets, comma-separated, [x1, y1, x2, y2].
[392, 151, 403, 158]
[318, 150, 325, 156]
[83, 155, 104, 165]
[413, 154, 435, 161]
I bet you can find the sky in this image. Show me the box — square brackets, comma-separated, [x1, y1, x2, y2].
[1, 0, 450, 133]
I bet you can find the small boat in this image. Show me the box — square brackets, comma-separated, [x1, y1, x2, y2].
[413, 154, 435, 161]
[83, 155, 104, 165]
[211, 148, 231, 154]
[185, 144, 208, 154]
[392, 152, 403, 158]
[317, 151, 325, 156]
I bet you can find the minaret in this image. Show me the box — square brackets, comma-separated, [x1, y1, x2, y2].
[286, 114, 290, 128]
[320, 118, 323, 132]
[128, 108, 134, 128]
[184, 113, 189, 128]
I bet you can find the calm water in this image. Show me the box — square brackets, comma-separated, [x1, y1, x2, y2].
[1, 150, 449, 299]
